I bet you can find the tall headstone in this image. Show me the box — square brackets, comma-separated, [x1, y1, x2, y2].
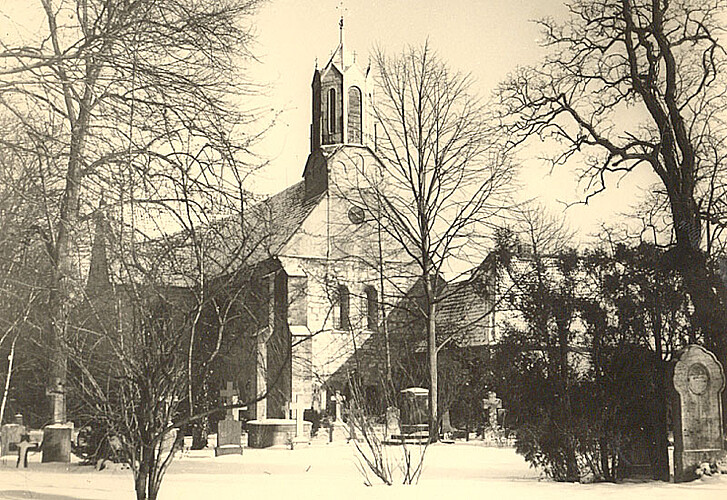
[42, 378, 72, 463]
[290, 394, 310, 448]
[215, 382, 242, 456]
[328, 392, 346, 442]
[672, 345, 726, 482]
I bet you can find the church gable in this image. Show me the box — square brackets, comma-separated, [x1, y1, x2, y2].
[325, 144, 384, 197]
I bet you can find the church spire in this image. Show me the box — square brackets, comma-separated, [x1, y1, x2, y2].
[310, 13, 372, 152]
[338, 14, 344, 68]
[333, 1, 346, 68]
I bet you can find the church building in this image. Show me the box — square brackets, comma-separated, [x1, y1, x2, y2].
[82, 22, 498, 426]
[221, 23, 416, 420]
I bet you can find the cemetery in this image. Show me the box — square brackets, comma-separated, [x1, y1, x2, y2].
[1, 379, 726, 500]
[2, 0, 727, 499]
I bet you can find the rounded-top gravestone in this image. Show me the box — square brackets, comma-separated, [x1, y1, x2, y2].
[672, 344, 726, 482]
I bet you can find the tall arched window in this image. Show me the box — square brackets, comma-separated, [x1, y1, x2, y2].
[365, 286, 378, 330]
[328, 88, 337, 134]
[347, 86, 362, 143]
[337, 284, 350, 330]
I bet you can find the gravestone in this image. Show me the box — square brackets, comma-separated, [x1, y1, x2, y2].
[328, 392, 347, 442]
[482, 392, 502, 430]
[1, 422, 26, 456]
[215, 381, 242, 456]
[42, 378, 71, 462]
[290, 394, 310, 448]
[400, 387, 428, 435]
[672, 345, 726, 482]
[41, 423, 73, 463]
[385, 406, 401, 440]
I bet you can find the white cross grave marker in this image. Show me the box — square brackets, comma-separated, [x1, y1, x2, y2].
[292, 394, 305, 438]
[290, 394, 309, 449]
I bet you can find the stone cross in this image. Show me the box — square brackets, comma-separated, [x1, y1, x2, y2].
[231, 395, 247, 421]
[292, 394, 306, 438]
[482, 391, 502, 429]
[220, 382, 237, 420]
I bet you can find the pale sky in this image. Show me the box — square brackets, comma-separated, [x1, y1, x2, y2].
[0, 0, 662, 243]
[248, 0, 659, 243]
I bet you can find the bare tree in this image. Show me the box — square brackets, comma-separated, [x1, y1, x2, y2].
[0, 0, 265, 455]
[346, 374, 426, 486]
[350, 43, 515, 442]
[497, 0, 727, 354]
[68, 205, 309, 499]
[0, 120, 53, 425]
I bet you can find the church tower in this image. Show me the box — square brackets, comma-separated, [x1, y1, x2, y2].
[310, 18, 374, 152]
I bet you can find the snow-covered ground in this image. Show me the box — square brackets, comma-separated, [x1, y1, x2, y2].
[1, 440, 725, 500]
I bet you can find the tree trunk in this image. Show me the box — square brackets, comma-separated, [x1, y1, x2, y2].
[0, 334, 18, 425]
[135, 463, 149, 500]
[648, 315, 670, 483]
[427, 293, 438, 443]
[48, 103, 91, 425]
[652, 359, 670, 482]
[377, 219, 393, 396]
[669, 201, 727, 428]
[557, 326, 578, 481]
[599, 437, 613, 481]
[668, 193, 726, 350]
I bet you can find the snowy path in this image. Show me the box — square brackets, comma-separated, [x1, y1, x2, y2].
[0, 442, 725, 499]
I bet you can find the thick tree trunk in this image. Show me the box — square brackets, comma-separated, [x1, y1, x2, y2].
[48, 90, 92, 426]
[652, 359, 670, 482]
[135, 461, 149, 500]
[427, 298, 438, 443]
[668, 194, 727, 365]
[557, 327, 578, 481]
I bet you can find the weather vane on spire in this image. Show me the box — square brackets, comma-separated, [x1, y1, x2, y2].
[336, 1, 347, 66]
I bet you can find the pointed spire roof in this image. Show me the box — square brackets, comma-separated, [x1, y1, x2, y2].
[325, 15, 345, 70]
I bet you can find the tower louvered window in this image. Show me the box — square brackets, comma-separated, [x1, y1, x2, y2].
[328, 88, 337, 134]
